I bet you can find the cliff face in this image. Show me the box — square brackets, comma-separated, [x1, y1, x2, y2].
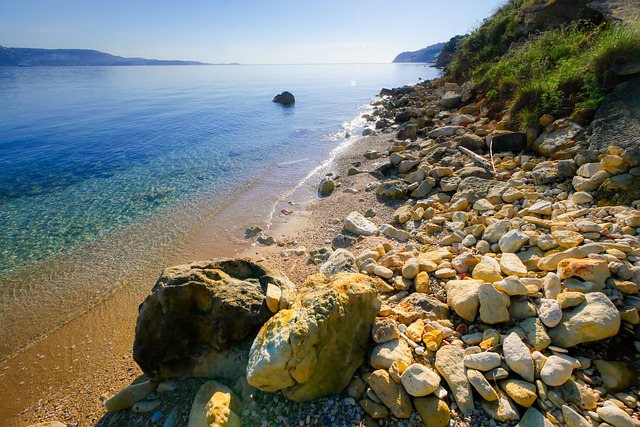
[0, 46, 209, 66]
[392, 42, 445, 63]
[434, 35, 466, 69]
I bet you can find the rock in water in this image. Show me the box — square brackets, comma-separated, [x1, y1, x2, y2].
[188, 380, 242, 427]
[133, 258, 296, 380]
[272, 91, 295, 106]
[246, 273, 381, 402]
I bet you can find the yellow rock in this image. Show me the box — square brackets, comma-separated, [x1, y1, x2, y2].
[480, 329, 500, 350]
[413, 396, 450, 427]
[499, 379, 537, 407]
[406, 319, 425, 342]
[472, 258, 503, 283]
[188, 380, 242, 427]
[415, 271, 430, 293]
[557, 258, 610, 285]
[422, 329, 445, 352]
[551, 230, 584, 248]
[265, 283, 282, 313]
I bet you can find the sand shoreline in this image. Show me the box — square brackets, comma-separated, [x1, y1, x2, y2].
[0, 102, 395, 425]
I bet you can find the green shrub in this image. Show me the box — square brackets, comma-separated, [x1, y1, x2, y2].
[447, 0, 640, 131]
[464, 20, 640, 130]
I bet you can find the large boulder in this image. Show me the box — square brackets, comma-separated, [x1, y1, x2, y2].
[532, 119, 585, 159]
[595, 173, 640, 206]
[133, 258, 296, 380]
[455, 177, 507, 205]
[589, 77, 640, 153]
[548, 292, 621, 348]
[487, 131, 526, 153]
[246, 273, 381, 402]
[272, 91, 295, 106]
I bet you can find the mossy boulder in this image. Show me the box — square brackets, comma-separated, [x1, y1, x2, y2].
[246, 273, 381, 402]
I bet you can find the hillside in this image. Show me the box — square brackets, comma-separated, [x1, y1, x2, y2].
[441, 0, 640, 131]
[0, 46, 211, 67]
[392, 42, 445, 63]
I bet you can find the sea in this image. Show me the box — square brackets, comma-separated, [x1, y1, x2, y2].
[0, 63, 440, 358]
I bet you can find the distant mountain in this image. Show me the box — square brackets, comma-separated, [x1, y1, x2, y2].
[392, 42, 446, 63]
[0, 46, 213, 67]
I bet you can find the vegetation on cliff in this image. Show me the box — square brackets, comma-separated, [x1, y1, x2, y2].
[444, 0, 640, 130]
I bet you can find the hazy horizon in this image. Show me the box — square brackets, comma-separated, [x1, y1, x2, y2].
[1, 0, 506, 64]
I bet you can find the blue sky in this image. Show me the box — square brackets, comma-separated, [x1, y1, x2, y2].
[0, 0, 506, 64]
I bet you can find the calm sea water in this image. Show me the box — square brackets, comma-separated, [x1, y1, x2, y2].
[0, 64, 440, 356]
[0, 63, 439, 275]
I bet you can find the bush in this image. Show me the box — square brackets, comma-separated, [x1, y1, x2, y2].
[467, 21, 640, 129]
[447, 0, 640, 131]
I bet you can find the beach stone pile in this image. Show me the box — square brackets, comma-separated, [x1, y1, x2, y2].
[311, 80, 640, 426]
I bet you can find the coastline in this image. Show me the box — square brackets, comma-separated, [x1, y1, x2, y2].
[0, 93, 400, 425]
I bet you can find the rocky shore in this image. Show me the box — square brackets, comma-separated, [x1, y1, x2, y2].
[37, 73, 633, 427]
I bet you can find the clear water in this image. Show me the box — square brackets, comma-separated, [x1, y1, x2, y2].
[0, 64, 439, 274]
[0, 64, 440, 356]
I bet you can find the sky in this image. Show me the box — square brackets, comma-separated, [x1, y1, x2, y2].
[0, 0, 507, 64]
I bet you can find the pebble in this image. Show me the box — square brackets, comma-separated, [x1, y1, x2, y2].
[503, 332, 534, 382]
[374, 265, 394, 279]
[463, 352, 502, 371]
[540, 355, 574, 386]
[400, 363, 441, 397]
[467, 369, 499, 401]
[536, 298, 563, 327]
[597, 403, 636, 427]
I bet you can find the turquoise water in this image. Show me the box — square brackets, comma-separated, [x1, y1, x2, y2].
[0, 64, 439, 275]
[0, 63, 442, 357]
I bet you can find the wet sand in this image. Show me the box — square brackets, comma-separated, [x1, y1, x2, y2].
[0, 132, 396, 426]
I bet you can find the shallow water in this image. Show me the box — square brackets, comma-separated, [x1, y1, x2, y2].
[0, 63, 440, 358]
